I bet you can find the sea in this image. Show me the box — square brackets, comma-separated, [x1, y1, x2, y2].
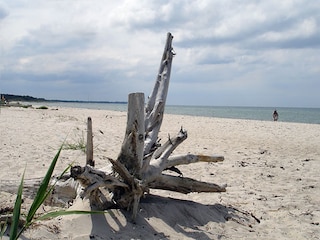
[40, 101, 320, 125]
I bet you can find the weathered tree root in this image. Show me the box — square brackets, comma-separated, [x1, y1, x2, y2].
[69, 33, 227, 221]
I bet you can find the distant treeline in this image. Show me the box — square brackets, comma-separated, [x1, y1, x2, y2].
[1, 94, 46, 102]
[1, 94, 127, 104]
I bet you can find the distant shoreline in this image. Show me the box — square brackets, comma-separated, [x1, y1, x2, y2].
[1, 93, 127, 104]
[2, 94, 320, 125]
[14, 101, 318, 125]
[2, 93, 320, 109]
[47, 99, 127, 104]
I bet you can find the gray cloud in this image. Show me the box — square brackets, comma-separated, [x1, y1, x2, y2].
[1, 0, 320, 107]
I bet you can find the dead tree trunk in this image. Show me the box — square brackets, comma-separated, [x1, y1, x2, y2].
[70, 32, 226, 221]
[117, 93, 145, 177]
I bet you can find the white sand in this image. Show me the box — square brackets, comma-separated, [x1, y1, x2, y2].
[0, 105, 319, 239]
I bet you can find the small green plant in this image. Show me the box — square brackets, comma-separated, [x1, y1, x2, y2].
[36, 106, 48, 110]
[7, 145, 105, 240]
[22, 105, 31, 109]
[64, 133, 86, 153]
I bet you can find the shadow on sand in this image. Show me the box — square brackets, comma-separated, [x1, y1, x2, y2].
[89, 194, 259, 240]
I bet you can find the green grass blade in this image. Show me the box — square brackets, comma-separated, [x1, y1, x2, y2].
[42, 162, 73, 203]
[34, 210, 107, 222]
[57, 163, 73, 179]
[26, 145, 63, 223]
[0, 217, 8, 239]
[9, 169, 25, 240]
[1, 216, 8, 238]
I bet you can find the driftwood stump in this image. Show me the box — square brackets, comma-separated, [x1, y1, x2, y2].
[70, 33, 226, 221]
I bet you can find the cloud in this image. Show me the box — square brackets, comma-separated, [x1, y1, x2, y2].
[1, 0, 320, 107]
[0, 5, 8, 20]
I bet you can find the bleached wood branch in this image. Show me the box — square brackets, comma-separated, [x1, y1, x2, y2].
[108, 158, 135, 185]
[108, 158, 144, 221]
[151, 127, 187, 160]
[144, 32, 175, 157]
[166, 154, 224, 168]
[148, 174, 227, 194]
[86, 117, 94, 167]
[0, 176, 80, 207]
[142, 128, 188, 181]
[70, 165, 128, 198]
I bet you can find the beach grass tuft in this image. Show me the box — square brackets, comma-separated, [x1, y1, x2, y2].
[6, 144, 105, 240]
[64, 133, 86, 153]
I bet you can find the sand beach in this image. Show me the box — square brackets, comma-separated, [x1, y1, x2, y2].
[0, 105, 319, 239]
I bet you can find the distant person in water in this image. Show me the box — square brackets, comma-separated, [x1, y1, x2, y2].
[273, 110, 278, 121]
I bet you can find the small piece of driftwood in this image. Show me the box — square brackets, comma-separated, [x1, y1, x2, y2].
[86, 117, 94, 167]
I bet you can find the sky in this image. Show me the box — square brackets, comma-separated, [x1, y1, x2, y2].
[0, 0, 319, 107]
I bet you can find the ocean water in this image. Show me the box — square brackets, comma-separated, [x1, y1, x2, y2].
[165, 105, 320, 124]
[41, 102, 320, 125]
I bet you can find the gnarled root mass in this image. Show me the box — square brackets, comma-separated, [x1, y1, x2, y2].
[70, 33, 226, 221]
